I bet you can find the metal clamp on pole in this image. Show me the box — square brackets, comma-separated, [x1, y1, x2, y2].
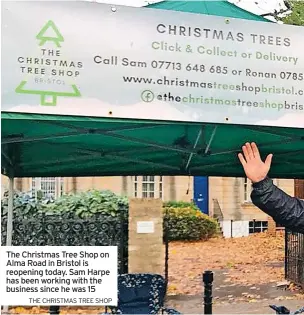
[203, 270, 214, 314]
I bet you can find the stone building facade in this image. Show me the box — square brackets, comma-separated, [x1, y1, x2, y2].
[1, 175, 300, 237]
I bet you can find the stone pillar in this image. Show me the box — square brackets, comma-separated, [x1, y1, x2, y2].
[128, 198, 164, 275]
[267, 216, 276, 236]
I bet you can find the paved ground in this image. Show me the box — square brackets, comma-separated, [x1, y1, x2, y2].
[165, 268, 303, 314]
[214, 300, 304, 314]
[166, 296, 304, 314]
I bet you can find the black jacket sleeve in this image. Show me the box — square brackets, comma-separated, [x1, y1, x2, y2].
[250, 177, 304, 234]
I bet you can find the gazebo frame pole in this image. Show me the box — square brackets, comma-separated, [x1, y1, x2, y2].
[6, 176, 14, 246]
[2, 176, 14, 314]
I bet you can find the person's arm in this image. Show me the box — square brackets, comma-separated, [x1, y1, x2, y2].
[238, 142, 304, 233]
[251, 177, 304, 233]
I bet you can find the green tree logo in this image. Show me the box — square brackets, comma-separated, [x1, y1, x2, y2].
[36, 20, 64, 47]
[15, 20, 81, 106]
[15, 81, 81, 106]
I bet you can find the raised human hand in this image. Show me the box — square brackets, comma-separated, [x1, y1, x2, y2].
[238, 142, 273, 183]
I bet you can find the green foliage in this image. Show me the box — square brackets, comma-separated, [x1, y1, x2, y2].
[1, 190, 52, 220]
[1, 189, 128, 220]
[1, 190, 128, 249]
[281, 1, 304, 26]
[164, 205, 219, 241]
[2, 190, 218, 242]
[163, 201, 199, 210]
[46, 189, 128, 218]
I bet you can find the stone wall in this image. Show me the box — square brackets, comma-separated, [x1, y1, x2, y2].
[209, 177, 295, 222]
[128, 198, 164, 275]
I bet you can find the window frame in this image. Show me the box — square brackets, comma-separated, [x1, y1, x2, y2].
[133, 176, 163, 199]
[31, 177, 64, 199]
[243, 178, 252, 203]
[249, 220, 268, 234]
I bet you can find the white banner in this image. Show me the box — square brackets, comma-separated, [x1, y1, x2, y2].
[2, 1, 304, 128]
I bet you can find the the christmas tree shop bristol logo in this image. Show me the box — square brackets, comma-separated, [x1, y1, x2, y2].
[15, 20, 81, 106]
